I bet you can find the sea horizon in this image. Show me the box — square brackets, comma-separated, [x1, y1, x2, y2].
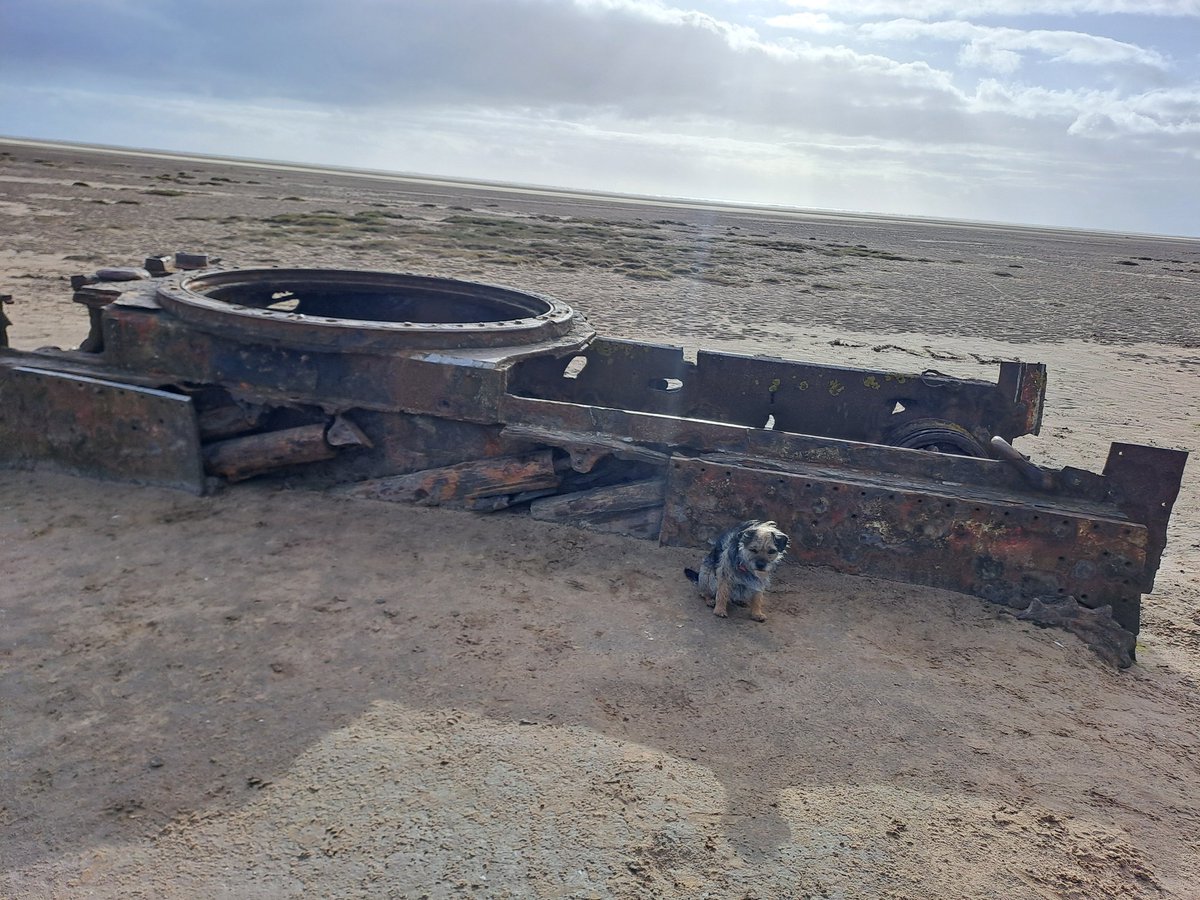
[4, 134, 1197, 246]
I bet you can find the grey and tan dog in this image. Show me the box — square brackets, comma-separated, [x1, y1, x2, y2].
[685, 520, 789, 622]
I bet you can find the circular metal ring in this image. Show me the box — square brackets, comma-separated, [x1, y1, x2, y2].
[154, 268, 578, 352]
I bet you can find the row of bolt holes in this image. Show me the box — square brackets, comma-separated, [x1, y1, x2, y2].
[79, 383, 170, 429]
[689, 467, 1139, 597]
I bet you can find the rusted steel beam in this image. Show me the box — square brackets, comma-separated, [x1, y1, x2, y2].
[99, 306, 514, 422]
[0, 362, 204, 492]
[90, 271, 1043, 456]
[499, 395, 1044, 492]
[507, 338, 1046, 447]
[659, 454, 1154, 634]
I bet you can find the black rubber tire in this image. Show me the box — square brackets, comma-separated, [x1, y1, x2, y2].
[885, 418, 990, 457]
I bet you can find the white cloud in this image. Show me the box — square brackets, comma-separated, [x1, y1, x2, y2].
[1067, 88, 1200, 138]
[764, 12, 847, 33]
[576, 0, 767, 48]
[968, 78, 1200, 149]
[959, 43, 1023, 73]
[0, 1, 1181, 145]
[781, 0, 1200, 18]
[971, 79, 1112, 117]
[861, 19, 1172, 72]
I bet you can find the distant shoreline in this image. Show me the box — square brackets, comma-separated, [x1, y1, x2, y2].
[5, 135, 1193, 244]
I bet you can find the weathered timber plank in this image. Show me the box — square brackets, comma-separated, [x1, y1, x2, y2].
[342, 450, 559, 505]
[196, 401, 267, 440]
[203, 424, 336, 482]
[529, 477, 665, 523]
[581, 505, 664, 539]
[464, 487, 561, 512]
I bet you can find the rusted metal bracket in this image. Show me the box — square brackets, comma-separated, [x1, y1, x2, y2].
[0, 361, 205, 493]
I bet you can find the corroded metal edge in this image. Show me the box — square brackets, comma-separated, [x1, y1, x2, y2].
[0, 363, 204, 493]
[153, 268, 582, 352]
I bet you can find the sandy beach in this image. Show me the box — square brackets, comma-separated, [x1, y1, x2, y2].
[2, 140, 1198, 898]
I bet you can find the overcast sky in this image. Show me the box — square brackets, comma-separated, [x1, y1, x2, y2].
[2, 0, 1198, 236]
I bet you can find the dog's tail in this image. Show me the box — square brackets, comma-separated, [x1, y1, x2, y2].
[684, 568, 699, 583]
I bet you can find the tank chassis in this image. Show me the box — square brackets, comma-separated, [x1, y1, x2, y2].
[0, 258, 1187, 664]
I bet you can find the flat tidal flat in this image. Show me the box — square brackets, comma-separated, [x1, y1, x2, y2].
[2, 140, 1199, 898]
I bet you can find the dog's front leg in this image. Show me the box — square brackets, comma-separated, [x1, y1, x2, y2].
[748, 591, 766, 622]
[713, 581, 732, 618]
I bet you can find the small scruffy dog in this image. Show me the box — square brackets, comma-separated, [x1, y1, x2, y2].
[685, 520, 789, 622]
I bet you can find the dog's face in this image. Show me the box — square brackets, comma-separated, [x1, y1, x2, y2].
[738, 522, 789, 573]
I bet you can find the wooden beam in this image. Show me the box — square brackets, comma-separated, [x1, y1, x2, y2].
[203, 424, 336, 482]
[529, 477, 665, 524]
[342, 450, 559, 506]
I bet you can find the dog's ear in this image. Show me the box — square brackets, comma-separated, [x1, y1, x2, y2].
[773, 532, 789, 553]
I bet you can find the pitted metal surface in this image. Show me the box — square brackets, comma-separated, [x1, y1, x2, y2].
[153, 268, 581, 352]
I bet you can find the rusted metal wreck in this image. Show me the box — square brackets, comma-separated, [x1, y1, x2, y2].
[0, 256, 1187, 665]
